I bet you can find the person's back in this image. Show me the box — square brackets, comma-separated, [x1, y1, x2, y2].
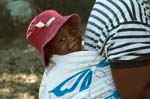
[84, 0, 150, 64]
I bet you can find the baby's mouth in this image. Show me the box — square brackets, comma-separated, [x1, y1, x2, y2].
[69, 39, 82, 52]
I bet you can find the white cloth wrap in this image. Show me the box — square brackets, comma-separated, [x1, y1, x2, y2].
[39, 51, 120, 99]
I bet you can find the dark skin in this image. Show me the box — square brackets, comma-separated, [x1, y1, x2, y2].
[44, 21, 82, 65]
[111, 65, 150, 99]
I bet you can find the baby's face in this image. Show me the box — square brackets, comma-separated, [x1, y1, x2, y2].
[45, 22, 82, 56]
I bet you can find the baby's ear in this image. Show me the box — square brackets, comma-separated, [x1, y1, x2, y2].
[44, 49, 53, 67]
[44, 47, 52, 57]
[44, 46, 51, 61]
[45, 57, 50, 67]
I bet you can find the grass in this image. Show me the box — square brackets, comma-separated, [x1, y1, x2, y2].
[0, 38, 44, 99]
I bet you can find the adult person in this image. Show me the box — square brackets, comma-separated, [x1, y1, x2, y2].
[84, 0, 150, 99]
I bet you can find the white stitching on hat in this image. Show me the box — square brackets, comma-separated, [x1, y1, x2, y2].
[46, 17, 55, 27]
[35, 17, 55, 28]
[35, 21, 45, 28]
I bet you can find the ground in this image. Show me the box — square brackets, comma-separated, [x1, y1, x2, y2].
[0, 37, 44, 99]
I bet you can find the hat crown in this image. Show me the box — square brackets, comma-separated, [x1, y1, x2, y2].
[34, 10, 62, 24]
[26, 10, 62, 42]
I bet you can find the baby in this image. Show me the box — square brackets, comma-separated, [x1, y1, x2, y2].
[26, 10, 120, 99]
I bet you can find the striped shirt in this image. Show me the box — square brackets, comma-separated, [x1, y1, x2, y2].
[84, 0, 150, 67]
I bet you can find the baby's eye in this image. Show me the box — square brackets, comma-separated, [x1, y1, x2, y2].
[59, 36, 67, 43]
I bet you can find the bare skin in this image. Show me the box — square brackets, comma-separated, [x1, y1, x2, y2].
[111, 65, 150, 99]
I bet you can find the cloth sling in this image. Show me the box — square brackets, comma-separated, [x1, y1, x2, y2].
[39, 51, 120, 99]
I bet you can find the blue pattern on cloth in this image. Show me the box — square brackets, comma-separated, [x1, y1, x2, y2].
[48, 59, 119, 98]
[49, 68, 92, 96]
[104, 91, 120, 99]
[39, 51, 120, 99]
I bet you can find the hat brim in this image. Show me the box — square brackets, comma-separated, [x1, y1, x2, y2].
[41, 14, 81, 67]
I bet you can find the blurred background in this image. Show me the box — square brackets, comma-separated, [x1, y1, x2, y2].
[0, 0, 95, 99]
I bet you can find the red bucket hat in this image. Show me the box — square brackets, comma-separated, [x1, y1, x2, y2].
[26, 10, 80, 67]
